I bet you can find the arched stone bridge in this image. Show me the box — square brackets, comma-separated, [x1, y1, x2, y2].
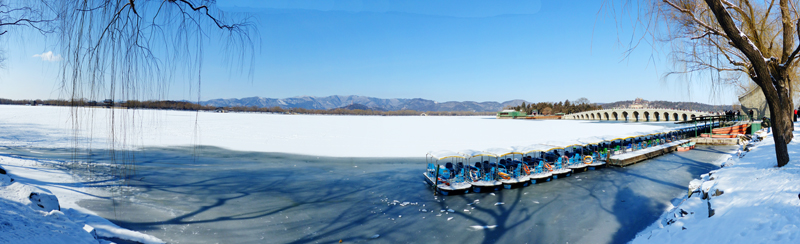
[564, 108, 714, 122]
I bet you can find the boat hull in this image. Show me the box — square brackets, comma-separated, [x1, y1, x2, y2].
[471, 181, 502, 193]
[529, 173, 552, 184]
[568, 164, 589, 173]
[501, 177, 530, 189]
[423, 173, 471, 195]
[551, 169, 572, 179]
[587, 161, 606, 170]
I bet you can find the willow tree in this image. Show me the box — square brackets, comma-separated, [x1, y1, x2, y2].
[611, 0, 800, 167]
[0, 0, 56, 67]
[53, 0, 256, 177]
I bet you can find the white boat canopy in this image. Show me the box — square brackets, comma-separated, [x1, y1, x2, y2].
[544, 140, 584, 150]
[427, 123, 705, 158]
[459, 149, 497, 158]
[484, 147, 521, 157]
[427, 150, 466, 161]
[512, 144, 553, 155]
[577, 135, 615, 145]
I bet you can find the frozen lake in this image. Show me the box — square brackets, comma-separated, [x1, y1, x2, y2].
[0, 144, 735, 244]
[0, 105, 684, 157]
[0, 105, 735, 243]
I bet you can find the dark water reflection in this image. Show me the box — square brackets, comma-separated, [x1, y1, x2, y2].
[0, 145, 735, 244]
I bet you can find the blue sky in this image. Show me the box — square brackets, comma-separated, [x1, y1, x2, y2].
[0, 0, 740, 105]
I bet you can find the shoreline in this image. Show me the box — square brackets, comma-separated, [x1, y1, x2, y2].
[631, 128, 800, 243]
[0, 155, 164, 244]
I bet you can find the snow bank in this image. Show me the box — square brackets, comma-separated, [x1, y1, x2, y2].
[632, 129, 800, 243]
[0, 105, 681, 157]
[0, 156, 164, 244]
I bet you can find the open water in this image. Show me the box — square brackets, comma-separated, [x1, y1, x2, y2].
[1, 143, 736, 244]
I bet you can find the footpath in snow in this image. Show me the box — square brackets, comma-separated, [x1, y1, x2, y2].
[632, 127, 800, 243]
[0, 156, 164, 244]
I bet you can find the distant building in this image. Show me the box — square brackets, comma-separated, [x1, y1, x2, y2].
[629, 98, 649, 109]
[214, 107, 227, 113]
[497, 110, 526, 119]
[103, 99, 114, 107]
[738, 86, 769, 119]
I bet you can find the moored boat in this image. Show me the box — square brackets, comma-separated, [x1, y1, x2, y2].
[544, 147, 572, 179]
[568, 144, 591, 173]
[582, 143, 607, 170]
[462, 150, 503, 193]
[676, 141, 696, 151]
[424, 151, 472, 195]
[517, 145, 554, 184]
[486, 148, 531, 189]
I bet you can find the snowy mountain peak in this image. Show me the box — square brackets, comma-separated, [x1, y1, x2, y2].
[201, 95, 526, 112]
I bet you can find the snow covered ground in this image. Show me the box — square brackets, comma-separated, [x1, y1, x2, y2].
[632, 128, 800, 243]
[0, 105, 682, 157]
[0, 156, 165, 244]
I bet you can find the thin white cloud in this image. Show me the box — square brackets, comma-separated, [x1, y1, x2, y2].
[32, 51, 62, 62]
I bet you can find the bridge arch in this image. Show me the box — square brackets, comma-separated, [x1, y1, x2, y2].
[673, 113, 679, 121]
[663, 112, 670, 121]
[653, 112, 659, 121]
[682, 114, 688, 121]
[591, 113, 595, 119]
[690, 114, 696, 120]
[604, 112, 610, 120]
[622, 111, 629, 121]
[612, 112, 618, 121]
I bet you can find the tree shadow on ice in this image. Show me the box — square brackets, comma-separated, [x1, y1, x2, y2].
[608, 187, 664, 244]
[283, 169, 425, 243]
[422, 185, 563, 244]
[94, 153, 426, 243]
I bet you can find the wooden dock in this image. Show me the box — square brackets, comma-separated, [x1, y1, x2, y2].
[607, 140, 689, 167]
[690, 137, 742, 145]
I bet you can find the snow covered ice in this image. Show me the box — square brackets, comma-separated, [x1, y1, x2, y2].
[0, 105, 683, 157]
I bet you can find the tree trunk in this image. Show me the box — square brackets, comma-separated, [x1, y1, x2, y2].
[705, 0, 794, 167]
[763, 79, 794, 167]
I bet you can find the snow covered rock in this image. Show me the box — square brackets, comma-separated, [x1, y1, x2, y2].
[700, 180, 715, 199]
[687, 179, 702, 197]
[29, 192, 60, 212]
[82, 224, 97, 239]
[4, 182, 61, 212]
[0, 173, 13, 186]
[0, 165, 6, 174]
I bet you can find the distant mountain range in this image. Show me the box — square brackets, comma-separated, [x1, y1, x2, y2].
[198, 95, 735, 113]
[200, 95, 527, 112]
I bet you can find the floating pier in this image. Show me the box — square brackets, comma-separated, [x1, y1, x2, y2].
[690, 137, 742, 146]
[607, 140, 689, 167]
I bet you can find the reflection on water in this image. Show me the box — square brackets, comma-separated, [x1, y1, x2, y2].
[1, 145, 735, 244]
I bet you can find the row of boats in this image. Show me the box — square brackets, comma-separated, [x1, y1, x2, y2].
[423, 122, 720, 195]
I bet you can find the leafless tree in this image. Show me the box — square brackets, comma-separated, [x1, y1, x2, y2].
[51, 0, 257, 177]
[0, 0, 56, 67]
[606, 0, 800, 167]
[575, 97, 592, 105]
